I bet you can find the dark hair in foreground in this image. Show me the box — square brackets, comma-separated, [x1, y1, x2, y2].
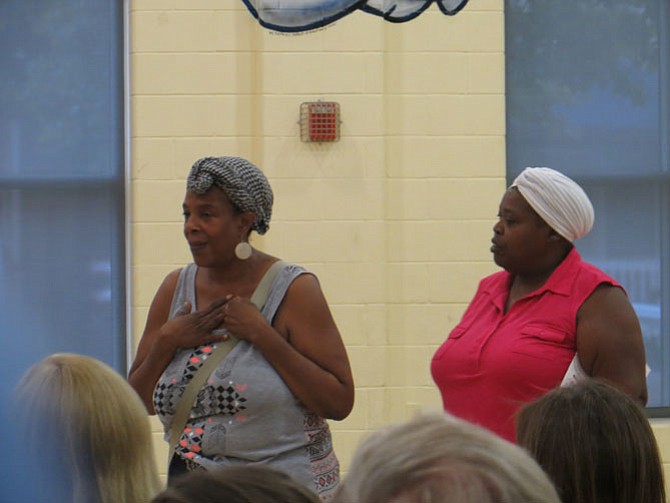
[517, 379, 666, 503]
[151, 465, 320, 503]
[334, 411, 561, 503]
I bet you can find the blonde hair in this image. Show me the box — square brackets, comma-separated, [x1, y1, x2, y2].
[14, 353, 162, 503]
[335, 412, 561, 503]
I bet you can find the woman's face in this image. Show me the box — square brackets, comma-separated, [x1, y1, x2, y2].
[490, 187, 554, 274]
[182, 187, 246, 267]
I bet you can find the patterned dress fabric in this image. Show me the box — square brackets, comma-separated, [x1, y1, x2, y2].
[154, 263, 340, 500]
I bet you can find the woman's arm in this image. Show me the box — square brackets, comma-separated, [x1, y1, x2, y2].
[128, 270, 229, 413]
[222, 273, 355, 420]
[128, 270, 180, 413]
[576, 284, 648, 404]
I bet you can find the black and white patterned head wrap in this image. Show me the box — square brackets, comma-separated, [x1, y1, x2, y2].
[186, 156, 273, 235]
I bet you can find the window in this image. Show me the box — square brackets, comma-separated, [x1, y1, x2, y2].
[505, 0, 669, 410]
[0, 1, 126, 399]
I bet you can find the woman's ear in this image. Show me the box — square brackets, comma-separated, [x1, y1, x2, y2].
[547, 227, 563, 242]
[238, 211, 255, 235]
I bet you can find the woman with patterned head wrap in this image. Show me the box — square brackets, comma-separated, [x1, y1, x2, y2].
[129, 157, 353, 502]
[431, 166, 647, 443]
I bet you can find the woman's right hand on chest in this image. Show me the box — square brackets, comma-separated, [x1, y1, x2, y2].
[129, 272, 232, 413]
[160, 297, 231, 350]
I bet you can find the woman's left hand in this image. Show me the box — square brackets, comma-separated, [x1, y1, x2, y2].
[220, 295, 272, 342]
[221, 272, 354, 421]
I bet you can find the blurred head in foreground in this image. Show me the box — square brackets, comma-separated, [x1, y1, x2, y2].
[151, 464, 320, 503]
[517, 379, 665, 503]
[14, 353, 161, 503]
[334, 411, 561, 503]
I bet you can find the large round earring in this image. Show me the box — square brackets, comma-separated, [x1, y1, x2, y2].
[235, 241, 252, 260]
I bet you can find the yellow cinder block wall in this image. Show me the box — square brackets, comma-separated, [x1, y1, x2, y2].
[129, 0, 670, 489]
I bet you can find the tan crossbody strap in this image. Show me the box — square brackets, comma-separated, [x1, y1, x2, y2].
[166, 260, 286, 468]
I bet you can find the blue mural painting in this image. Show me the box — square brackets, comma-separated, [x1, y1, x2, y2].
[242, 0, 469, 32]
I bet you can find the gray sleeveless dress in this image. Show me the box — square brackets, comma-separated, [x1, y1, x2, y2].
[153, 262, 339, 501]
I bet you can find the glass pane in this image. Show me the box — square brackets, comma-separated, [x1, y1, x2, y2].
[505, 0, 669, 407]
[0, 1, 122, 181]
[0, 0, 125, 404]
[0, 185, 123, 353]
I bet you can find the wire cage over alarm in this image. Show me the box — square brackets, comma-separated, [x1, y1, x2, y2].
[299, 101, 341, 142]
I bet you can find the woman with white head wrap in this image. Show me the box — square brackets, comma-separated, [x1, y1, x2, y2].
[510, 166, 594, 243]
[129, 156, 353, 501]
[431, 166, 647, 443]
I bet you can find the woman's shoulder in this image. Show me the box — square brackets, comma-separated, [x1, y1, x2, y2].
[259, 256, 307, 277]
[574, 260, 621, 291]
[152, 266, 195, 309]
[563, 249, 618, 287]
[156, 267, 185, 294]
[275, 263, 322, 299]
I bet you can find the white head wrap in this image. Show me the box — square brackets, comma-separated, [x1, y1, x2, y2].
[510, 167, 594, 242]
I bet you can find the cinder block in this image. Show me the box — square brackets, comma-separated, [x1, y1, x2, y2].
[150, 414, 165, 433]
[347, 346, 386, 387]
[133, 53, 254, 95]
[133, 96, 255, 137]
[261, 53, 384, 94]
[132, 264, 178, 307]
[333, 388, 368, 430]
[385, 53, 470, 94]
[271, 179, 325, 220]
[132, 180, 185, 223]
[385, 177, 506, 221]
[132, 10, 255, 53]
[365, 387, 389, 429]
[307, 262, 387, 304]
[385, 347, 436, 387]
[385, 179, 434, 220]
[466, 0, 504, 11]
[319, 11, 386, 51]
[382, 10, 502, 53]
[132, 1, 244, 10]
[151, 430, 169, 476]
[386, 303, 459, 346]
[385, 136, 505, 178]
[383, 386, 443, 422]
[261, 137, 386, 180]
[320, 178, 386, 221]
[331, 303, 387, 347]
[132, 138, 177, 180]
[386, 220, 495, 262]
[384, 263, 432, 304]
[133, 222, 190, 265]
[467, 53, 505, 93]
[385, 95, 505, 136]
[652, 421, 670, 461]
[330, 430, 369, 474]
